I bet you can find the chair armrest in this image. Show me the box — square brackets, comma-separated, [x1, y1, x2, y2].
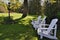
[39, 24, 57, 29]
[49, 24, 57, 29]
[38, 28, 56, 30]
[31, 21, 39, 25]
[39, 24, 49, 26]
[39, 28, 48, 30]
[42, 24, 49, 26]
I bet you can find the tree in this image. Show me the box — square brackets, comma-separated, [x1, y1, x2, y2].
[10, 0, 16, 3]
[28, 0, 41, 15]
[45, 0, 58, 23]
[22, 0, 28, 17]
[40, 0, 46, 16]
[57, 0, 60, 12]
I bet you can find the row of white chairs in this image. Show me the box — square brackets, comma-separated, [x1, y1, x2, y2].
[31, 16, 58, 40]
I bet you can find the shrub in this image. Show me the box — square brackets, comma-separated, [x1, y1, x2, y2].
[45, 2, 57, 23]
[10, 2, 22, 13]
[0, 2, 8, 13]
[28, 0, 41, 15]
[57, 12, 60, 20]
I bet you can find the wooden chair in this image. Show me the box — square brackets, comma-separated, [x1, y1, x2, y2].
[37, 19, 58, 40]
[31, 16, 46, 30]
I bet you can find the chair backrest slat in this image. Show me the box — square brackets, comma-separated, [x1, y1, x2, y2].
[41, 16, 46, 24]
[36, 16, 41, 23]
[47, 19, 58, 34]
[37, 16, 41, 21]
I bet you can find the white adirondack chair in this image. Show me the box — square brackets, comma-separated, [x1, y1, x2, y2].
[31, 16, 46, 30]
[37, 19, 58, 40]
[31, 16, 41, 30]
[32, 16, 41, 24]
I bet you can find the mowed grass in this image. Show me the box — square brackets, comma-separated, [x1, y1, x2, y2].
[0, 13, 60, 40]
[0, 13, 38, 40]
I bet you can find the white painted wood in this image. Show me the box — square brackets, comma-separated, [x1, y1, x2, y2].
[37, 19, 58, 40]
[31, 16, 46, 30]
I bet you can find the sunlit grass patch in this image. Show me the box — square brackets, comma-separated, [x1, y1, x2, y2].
[0, 13, 22, 20]
[19, 15, 36, 25]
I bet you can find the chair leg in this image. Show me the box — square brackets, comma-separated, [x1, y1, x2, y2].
[35, 28, 37, 30]
[40, 35, 43, 39]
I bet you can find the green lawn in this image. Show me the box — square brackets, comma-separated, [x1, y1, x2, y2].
[0, 13, 38, 40]
[0, 13, 60, 40]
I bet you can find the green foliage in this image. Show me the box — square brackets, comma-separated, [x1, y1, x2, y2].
[45, 1, 57, 23]
[10, 2, 22, 13]
[57, 12, 60, 20]
[0, 0, 23, 13]
[57, 0, 60, 12]
[0, 2, 8, 13]
[28, 0, 41, 15]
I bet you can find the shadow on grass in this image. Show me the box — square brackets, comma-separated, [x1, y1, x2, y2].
[0, 16, 26, 24]
[0, 16, 38, 40]
[15, 14, 27, 22]
[0, 23, 38, 40]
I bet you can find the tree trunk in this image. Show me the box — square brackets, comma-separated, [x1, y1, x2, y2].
[22, 0, 28, 18]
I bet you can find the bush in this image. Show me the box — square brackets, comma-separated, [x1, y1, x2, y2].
[0, 2, 8, 13]
[57, 12, 60, 20]
[28, 0, 41, 15]
[45, 2, 57, 23]
[10, 2, 22, 13]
